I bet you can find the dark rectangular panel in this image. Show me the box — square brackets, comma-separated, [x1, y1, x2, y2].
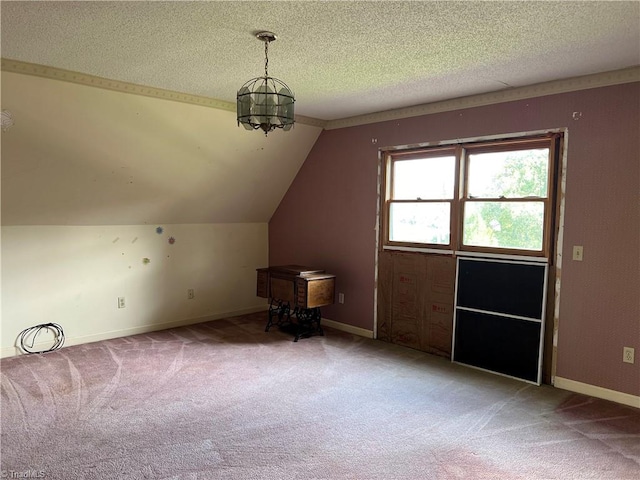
[456, 259, 545, 319]
[453, 309, 541, 382]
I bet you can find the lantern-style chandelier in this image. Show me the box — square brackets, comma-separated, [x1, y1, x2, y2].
[237, 31, 295, 135]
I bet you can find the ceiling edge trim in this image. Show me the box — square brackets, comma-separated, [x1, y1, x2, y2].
[0, 58, 327, 129]
[325, 66, 640, 130]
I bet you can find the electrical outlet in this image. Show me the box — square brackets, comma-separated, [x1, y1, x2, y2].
[338, 293, 345, 304]
[572, 246, 583, 261]
[187, 289, 195, 300]
[623, 347, 635, 364]
[117, 297, 126, 309]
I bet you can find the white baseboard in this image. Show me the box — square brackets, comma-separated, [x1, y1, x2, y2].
[322, 318, 374, 339]
[554, 376, 640, 409]
[1, 305, 268, 359]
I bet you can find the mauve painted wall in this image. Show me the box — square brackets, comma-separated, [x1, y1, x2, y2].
[270, 83, 639, 397]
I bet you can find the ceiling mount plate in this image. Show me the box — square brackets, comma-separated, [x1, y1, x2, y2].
[256, 31, 277, 43]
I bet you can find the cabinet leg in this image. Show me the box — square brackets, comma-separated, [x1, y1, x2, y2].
[290, 307, 323, 341]
[266, 299, 289, 332]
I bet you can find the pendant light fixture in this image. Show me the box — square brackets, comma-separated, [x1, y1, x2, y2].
[237, 31, 295, 136]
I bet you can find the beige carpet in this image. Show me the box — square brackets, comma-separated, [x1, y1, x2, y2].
[1, 312, 639, 479]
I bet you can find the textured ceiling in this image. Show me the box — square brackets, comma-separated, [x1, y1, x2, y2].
[1, 1, 639, 121]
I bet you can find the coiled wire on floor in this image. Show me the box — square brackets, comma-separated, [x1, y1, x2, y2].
[17, 323, 65, 354]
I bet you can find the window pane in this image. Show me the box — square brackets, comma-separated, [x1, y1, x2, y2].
[389, 202, 450, 244]
[463, 201, 544, 250]
[393, 156, 455, 200]
[467, 148, 549, 198]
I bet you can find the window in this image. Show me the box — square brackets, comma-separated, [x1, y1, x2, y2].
[388, 148, 456, 245]
[382, 135, 560, 257]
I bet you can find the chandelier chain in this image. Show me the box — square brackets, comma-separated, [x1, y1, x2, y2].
[264, 40, 269, 77]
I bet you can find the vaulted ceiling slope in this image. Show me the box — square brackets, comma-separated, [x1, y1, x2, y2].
[1, 71, 323, 226]
[2, 1, 639, 122]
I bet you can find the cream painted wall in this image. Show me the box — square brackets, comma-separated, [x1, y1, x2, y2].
[1, 72, 321, 225]
[1, 224, 267, 356]
[1, 72, 321, 356]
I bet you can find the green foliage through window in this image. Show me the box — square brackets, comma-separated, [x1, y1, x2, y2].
[464, 148, 549, 250]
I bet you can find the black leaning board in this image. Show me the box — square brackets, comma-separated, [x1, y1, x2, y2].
[456, 258, 545, 318]
[453, 309, 541, 382]
[454, 258, 546, 383]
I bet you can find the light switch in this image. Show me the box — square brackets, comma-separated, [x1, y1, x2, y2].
[572, 246, 583, 261]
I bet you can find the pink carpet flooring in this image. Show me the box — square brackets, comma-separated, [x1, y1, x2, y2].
[1, 312, 639, 479]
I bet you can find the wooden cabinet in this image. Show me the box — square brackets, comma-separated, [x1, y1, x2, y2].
[256, 265, 336, 341]
[256, 265, 334, 308]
